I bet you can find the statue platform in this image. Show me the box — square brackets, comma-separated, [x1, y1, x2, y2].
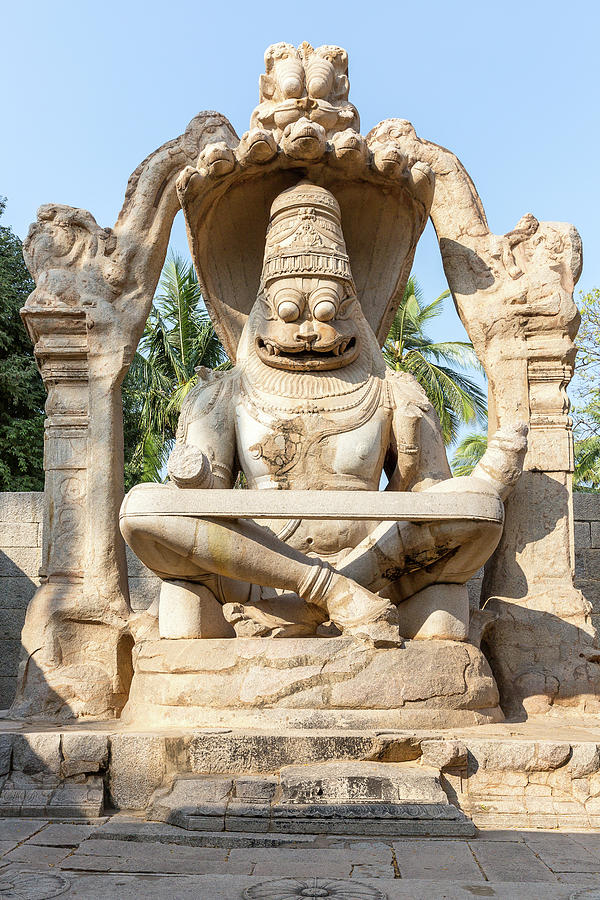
[121, 637, 502, 730]
[0, 718, 598, 835]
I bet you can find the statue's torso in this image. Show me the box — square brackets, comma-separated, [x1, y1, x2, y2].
[233, 375, 392, 556]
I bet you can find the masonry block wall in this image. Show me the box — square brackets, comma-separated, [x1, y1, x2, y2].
[0, 493, 44, 708]
[0, 491, 599, 710]
[574, 493, 600, 635]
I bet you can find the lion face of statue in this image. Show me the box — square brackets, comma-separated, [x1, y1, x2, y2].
[255, 275, 361, 371]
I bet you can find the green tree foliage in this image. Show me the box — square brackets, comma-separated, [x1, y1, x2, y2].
[569, 289, 600, 491]
[123, 254, 229, 488]
[383, 277, 487, 444]
[0, 199, 45, 490]
[451, 431, 488, 476]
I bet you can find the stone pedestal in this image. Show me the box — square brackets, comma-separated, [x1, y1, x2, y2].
[121, 637, 502, 729]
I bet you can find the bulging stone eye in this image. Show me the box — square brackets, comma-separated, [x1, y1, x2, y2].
[313, 298, 338, 322]
[277, 299, 301, 322]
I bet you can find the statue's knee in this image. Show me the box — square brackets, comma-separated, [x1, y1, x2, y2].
[119, 514, 148, 549]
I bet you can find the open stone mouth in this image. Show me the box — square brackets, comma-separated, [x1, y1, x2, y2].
[257, 337, 356, 360]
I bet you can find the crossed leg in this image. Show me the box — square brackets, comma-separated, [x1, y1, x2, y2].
[120, 491, 399, 638]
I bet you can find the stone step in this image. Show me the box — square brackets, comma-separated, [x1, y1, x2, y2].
[147, 761, 475, 836]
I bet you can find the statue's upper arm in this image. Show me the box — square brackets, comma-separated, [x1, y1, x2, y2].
[174, 372, 237, 486]
[386, 371, 451, 491]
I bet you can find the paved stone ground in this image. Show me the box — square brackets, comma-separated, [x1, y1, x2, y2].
[0, 815, 599, 898]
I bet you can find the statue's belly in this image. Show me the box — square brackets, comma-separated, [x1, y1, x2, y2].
[235, 404, 391, 557]
[264, 516, 372, 558]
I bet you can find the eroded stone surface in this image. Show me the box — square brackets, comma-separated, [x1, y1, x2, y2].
[122, 637, 501, 728]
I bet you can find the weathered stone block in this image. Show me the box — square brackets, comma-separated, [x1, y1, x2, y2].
[0, 642, 21, 678]
[591, 522, 600, 549]
[0, 523, 39, 548]
[421, 740, 468, 770]
[0, 609, 27, 641]
[0, 735, 13, 775]
[278, 761, 449, 806]
[574, 493, 600, 520]
[570, 743, 600, 778]
[109, 734, 167, 810]
[0, 493, 44, 524]
[13, 734, 61, 775]
[467, 740, 571, 772]
[123, 637, 501, 729]
[61, 732, 108, 776]
[575, 578, 600, 611]
[234, 776, 278, 802]
[581, 549, 600, 579]
[575, 521, 592, 549]
[0, 576, 39, 609]
[0, 548, 41, 578]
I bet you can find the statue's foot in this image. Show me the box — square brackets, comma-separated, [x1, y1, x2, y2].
[222, 599, 319, 638]
[325, 575, 404, 647]
[222, 603, 272, 637]
[345, 606, 404, 648]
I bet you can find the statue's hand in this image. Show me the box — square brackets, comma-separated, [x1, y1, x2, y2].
[167, 442, 212, 488]
[471, 423, 528, 500]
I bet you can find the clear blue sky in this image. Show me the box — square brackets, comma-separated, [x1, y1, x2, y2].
[2, 0, 598, 396]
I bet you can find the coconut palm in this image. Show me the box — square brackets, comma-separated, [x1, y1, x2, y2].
[122, 254, 229, 487]
[383, 277, 487, 444]
[571, 400, 600, 491]
[451, 431, 488, 476]
[451, 409, 600, 488]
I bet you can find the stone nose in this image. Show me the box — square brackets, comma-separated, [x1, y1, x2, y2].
[296, 319, 319, 344]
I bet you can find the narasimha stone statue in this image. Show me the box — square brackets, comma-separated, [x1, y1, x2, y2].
[121, 181, 526, 649]
[15, 41, 593, 732]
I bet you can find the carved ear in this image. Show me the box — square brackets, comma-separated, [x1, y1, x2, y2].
[259, 73, 276, 100]
[332, 74, 350, 102]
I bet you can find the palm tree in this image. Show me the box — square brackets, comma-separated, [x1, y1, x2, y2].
[122, 254, 229, 487]
[572, 401, 600, 492]
[451, 431, 488, 476]
[383, 277, 487, 444]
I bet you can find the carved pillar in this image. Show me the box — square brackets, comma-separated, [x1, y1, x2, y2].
[13, 112, 237, 720]
[12, 307, 132, 719]
[481, 342, 599, 717]
[378, 117, 600, 717]
[34, 310, 89, 584]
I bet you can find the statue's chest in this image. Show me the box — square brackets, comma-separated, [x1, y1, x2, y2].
[234, 401, 391, 488]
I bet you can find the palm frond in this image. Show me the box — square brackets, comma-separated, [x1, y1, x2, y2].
[451, 432, 488, 476]
[384, 277, 487, 444]
[122, 251, 230, 487]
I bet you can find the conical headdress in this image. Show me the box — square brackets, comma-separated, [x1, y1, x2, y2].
[261, 182, 354, 287]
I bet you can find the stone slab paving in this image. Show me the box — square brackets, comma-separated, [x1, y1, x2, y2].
[0, 816, 596, 897]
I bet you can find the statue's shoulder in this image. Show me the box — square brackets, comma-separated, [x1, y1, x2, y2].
[384, 368, 431, 414]
[178, 367, 239, 423]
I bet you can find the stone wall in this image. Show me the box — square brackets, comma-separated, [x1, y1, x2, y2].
[0, 490, 599, 711]
[574, 492, 600, 635]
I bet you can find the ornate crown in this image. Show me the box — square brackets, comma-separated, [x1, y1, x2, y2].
[261, 183, 353, 286]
